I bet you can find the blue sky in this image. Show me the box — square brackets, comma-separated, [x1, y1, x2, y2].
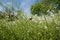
[0, 0, 40, 16]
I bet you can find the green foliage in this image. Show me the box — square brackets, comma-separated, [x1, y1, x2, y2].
[30, 2, 50, 16]
[0, 0, 60, 40]
[42, 0, 60, 4]
[0, 13, 60, 40]
[0, 2, 22, 21]
[30, 0, 60, 16]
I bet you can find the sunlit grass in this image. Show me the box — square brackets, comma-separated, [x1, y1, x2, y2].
[0, 13, 60, 40]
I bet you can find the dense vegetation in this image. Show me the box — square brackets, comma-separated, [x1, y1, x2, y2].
[0, 0, 60, 40]
[0, 13, 60, 40]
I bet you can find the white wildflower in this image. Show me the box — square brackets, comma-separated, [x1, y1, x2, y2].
[44, 26, 48, 29]
[13, 11, 17, 16]
[31, 19, 35, 21]
[13, 21, 16, 24]
[56, 27, 59, 30]
[39, 21, 42, 24]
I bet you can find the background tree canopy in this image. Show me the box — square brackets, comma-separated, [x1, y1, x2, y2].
[30, 0, 60, 16]
[30, 2, 50, 16]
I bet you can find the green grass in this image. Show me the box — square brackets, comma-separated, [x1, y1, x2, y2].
[0, 13, 60, 40]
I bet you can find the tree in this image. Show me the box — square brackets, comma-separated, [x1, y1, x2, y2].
[30, 0, 60, 16]
[42, 0, 60, 11]
[30, 1, 57, 26]
[30, 2, 50, 16]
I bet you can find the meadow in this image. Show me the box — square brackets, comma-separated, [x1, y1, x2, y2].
[0, 12, 60, 40]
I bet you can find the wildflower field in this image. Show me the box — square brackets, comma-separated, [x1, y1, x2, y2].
[0, 0, 60, 40]
[0, 13, 60, 40]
